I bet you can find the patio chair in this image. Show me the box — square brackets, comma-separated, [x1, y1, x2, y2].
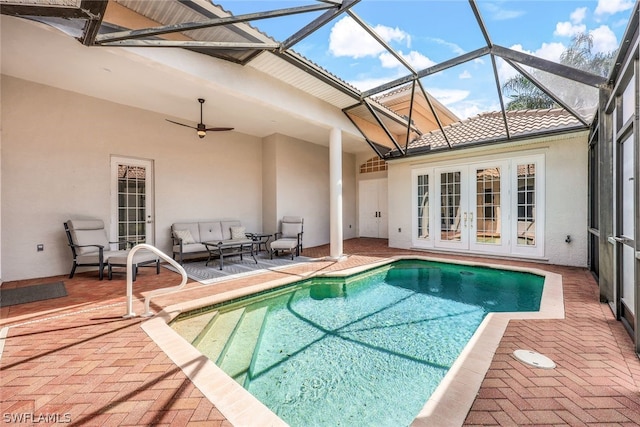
[64, 219, 136, 280]
[270, 216, 304, 260]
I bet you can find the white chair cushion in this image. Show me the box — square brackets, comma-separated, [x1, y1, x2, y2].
[281, 222, 302, 238]
[271, 238, 298, 251]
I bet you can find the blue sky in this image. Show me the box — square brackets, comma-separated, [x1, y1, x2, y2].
[222, 1, 634, 118]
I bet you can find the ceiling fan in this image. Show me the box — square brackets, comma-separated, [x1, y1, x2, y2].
[166, 98, 234, 138]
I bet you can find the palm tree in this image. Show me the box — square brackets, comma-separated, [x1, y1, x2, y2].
[503, 33, 617, 110]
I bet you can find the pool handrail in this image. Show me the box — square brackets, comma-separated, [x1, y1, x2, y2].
[122, 243, 188, 318]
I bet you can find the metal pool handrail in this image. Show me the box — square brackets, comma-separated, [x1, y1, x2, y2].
[122, 244, 188, 318]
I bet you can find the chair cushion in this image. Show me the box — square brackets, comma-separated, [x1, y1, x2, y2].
[173, 229, 195, 244]
[108, 251, 158, 266]
[230, 226, 246, 240]
[76, 249, 130, 264]
[271, 238, 298, 251]
[281, 222, 302, 238]
[199, 222, 224, 242]
[173, 243, 208, 254]
[68, 219, 110, 255]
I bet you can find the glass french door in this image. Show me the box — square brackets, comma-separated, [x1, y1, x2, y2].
[110, 156, 155, 248]
[434, 162, 507, 252]
[414, 155, 543, 257]
[618, 134, 636, 317]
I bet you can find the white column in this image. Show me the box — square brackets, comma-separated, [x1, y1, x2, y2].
[329, 127, 344, 260]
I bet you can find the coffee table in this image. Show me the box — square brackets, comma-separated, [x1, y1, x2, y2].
[202, 240, 257, 270]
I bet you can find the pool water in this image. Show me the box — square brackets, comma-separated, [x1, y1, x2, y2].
[171, 260, 543, 426]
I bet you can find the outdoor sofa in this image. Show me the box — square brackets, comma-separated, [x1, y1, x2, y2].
[171, 220, 253, 264]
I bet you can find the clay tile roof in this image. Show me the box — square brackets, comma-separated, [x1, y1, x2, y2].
[405, 108, 583, 152]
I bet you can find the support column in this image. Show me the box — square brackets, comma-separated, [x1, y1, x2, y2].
[329, 127, 345, 260]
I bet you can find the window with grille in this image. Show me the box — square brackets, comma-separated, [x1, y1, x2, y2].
[417, 174, 429, 239]
[117, 165, 147, 249]
[517, 163, 536, 246]
[359, 156, 387, 174]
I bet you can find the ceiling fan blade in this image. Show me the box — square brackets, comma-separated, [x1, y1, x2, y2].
[205, 127, 234, 132]
[166, 119, 197, 129]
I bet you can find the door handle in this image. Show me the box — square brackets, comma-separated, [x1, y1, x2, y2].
[463, 212, 467, 227]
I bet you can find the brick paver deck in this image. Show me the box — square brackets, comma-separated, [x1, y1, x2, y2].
[1, 238, 639, 426]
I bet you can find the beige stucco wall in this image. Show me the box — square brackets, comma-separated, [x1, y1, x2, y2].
[386, 131, 589, 267]
[262, 133, 357, 246]
[1, 76, 357, 281]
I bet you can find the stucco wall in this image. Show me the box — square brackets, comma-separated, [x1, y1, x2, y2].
[1, 76, 357, 281]
[265, 134, 357, 247]
[386, 131, 589, 267]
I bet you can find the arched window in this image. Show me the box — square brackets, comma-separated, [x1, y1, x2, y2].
[359, 156, 387, 174]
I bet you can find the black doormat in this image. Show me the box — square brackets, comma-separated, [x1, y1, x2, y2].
[0, 282, 67, 307]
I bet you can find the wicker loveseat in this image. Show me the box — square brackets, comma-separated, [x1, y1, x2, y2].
[171, 220, 252, 264]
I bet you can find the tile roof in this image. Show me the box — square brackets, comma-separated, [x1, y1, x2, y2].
[402, 108, 583, 153]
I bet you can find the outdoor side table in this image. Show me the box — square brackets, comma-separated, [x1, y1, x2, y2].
[246, 233, 272, 253]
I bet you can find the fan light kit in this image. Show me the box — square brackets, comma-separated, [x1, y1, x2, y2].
[166, 98, 234, 138]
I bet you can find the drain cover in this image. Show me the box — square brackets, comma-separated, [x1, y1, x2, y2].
[513, 349, 556, 369]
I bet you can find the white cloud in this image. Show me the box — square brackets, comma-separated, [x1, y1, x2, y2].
[459, 70, 472, 79]
[555, 7, 587, 37]
[555, 21, 586, 37]
[595, 0, 634, 16]
[447, 100, 502, 120]
[379, 50, 435, 71]
[425, 88, 470, 106]
[570, 7, 588, 24]
[428, 38, 466, 55]
[347, 76, 399, 92]
[590, 25, 619, 53]
[329, 16, 409, 59]
[483, 2, 526, 20]
[497, 43, 565, 82]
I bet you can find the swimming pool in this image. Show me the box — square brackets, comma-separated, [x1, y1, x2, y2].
[168, 259, 547, 426]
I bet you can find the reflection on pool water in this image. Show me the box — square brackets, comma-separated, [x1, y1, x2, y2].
[171, 259, 544, 426]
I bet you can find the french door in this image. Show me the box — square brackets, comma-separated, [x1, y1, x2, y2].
[413, 155, 544, 258]
[617, 134, 636, 320]
[110, 156, 155, 248]
[434, 162, 508, 253]
[359, 179, 388, 238]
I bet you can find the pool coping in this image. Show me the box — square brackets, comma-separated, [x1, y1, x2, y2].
[141, 255, 564, 427]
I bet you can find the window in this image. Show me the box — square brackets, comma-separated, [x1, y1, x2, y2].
[117, 164, 147, 249]
[417, 174, 429, 239]
[359, 156, 388, 174]
[476, 167, 501, 245]
[516, 163, 536, 246]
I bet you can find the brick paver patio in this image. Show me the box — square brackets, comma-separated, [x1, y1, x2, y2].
[1, 238, 639, 426]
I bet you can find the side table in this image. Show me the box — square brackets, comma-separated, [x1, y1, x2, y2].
[246, 233, 272, 254]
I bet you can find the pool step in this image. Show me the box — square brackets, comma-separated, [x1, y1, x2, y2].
[171, 310, 219, 344]
[217, 305, 269, 383]
[195, 308, 245, 362]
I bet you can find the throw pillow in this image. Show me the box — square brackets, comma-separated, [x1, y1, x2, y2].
[174, 229, 195, 244]
[230, 226, 246, 240]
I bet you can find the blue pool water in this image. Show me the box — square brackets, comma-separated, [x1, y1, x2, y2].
[171, 260, 544, 426]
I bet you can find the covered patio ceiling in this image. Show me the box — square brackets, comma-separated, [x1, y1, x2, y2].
[1, 0, 632, 157]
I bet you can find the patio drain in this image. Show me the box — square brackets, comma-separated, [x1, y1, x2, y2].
[513, 349, 556, 369]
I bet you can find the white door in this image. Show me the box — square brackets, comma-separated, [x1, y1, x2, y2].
[417, 156, 542, 256]
[359, 179, 388, 238]
[110, 156, 155, 247]
[434, 163, 507, 252]
[435, 168, 469, 250]
[469, 162, 509, 253]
